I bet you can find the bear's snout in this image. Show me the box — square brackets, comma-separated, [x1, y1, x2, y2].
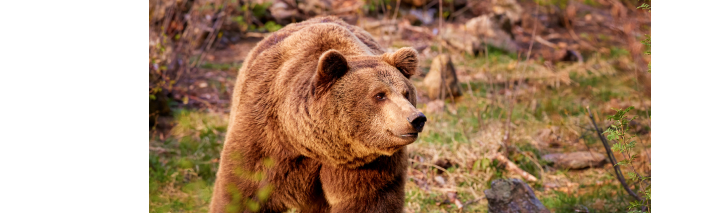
[407, 112, 426, 132]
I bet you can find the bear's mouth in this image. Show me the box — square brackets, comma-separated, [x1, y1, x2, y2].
[400, 133, 418, 138]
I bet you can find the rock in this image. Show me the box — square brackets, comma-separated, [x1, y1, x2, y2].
[484, 178, 551, 213]
[270, 1, 303, 24]
[534, 126, 562, 147]
[542, 152, 607, 170]
[466, 0, 493, 17]
[398, 20, 434, 44]
[441, 0, 522, 54]
[434, 176, 446, 186]
[491, 0, 523, 24]
[423, 54, 463, 100]
[437, 24, 477, 54]
[270, 0, 363, 25]
[464, 15, 519, 54]
[405, 8, 436, 25]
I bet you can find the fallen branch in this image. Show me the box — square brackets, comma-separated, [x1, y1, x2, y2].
[462, 196, 485, 206]
[534, 36, 558, 49]
[149, 146, 167, 153]
[586, 107, 643, 202]
[563, 14, 596, 51]
[494, 154, 537, 182]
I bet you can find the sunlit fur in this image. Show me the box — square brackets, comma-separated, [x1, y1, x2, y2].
[210, 16, 422, 212]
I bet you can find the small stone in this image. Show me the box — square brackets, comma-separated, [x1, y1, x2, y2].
[434, 176, 446, 186]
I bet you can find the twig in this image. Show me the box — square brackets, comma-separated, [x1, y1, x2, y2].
[192, 1, 228, 68]
[518, 150, 544, 181]
[502, 5, 539, 157]
[484, 36, 498, 121]
[534, 36, 558, 49]
[494, 154, 538, 182]
[450, 5, 470, 19]
[478, 104, 489, 130]
[563, 10, 596, 50]
[391, 0, 401, 23]
[523, 5, 540, 70]
[463, 78, 476, 101]
[586, 107, 643, 202]
[462, 196, 485, 207]
[380, 0, 387, 17]
[149, 146, 168, 153]
[426, 0, 439, 9]
[501, 85, 515, 156]
[437, 0, 448, 109]
[409, 159, 451, 174]
[187, 94, 215, 110]
[388, 0, 402, 45]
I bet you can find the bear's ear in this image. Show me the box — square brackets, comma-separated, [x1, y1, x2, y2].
[383, 47, 418, 79]
[315, 49, 349, 93]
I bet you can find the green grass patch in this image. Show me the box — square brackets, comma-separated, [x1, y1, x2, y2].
[150, 110, 227, 212]
[542, 184, 632, 213]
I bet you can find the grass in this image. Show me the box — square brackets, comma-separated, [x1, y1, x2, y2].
[150, 110, 226, 212]
[542, 184, 632, 213]
[149, 47, 650, 212]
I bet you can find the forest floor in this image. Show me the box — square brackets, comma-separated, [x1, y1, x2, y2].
[150, 39, 650, 213]
[150, 2, 651, 212]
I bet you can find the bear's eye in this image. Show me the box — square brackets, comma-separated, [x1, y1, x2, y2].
[403, 91, 409, 99]
[375, 93, 386, 101]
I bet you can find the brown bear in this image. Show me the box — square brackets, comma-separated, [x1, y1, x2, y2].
[210, 16, 426, 213]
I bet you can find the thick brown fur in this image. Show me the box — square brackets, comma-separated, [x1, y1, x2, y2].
[210, 16, 424, 213]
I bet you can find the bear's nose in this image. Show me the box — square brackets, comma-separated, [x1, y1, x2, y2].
[407, 112, 426, 132]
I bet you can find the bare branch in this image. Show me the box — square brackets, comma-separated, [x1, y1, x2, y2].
[586, 107, 643, 202]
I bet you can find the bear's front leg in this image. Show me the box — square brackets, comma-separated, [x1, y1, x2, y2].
[319, 150, 408, 213]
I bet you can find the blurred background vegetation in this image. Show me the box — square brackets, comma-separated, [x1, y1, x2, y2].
[149, 0, 650, 212]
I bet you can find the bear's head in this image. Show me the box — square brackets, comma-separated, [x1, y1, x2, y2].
[310, 47, 425, 166]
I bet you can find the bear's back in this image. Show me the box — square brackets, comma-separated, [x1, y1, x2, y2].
[231, 16, 385, 122]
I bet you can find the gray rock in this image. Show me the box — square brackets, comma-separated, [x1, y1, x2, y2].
[542, 151, 607, 170]
[485, 178, 550, 213]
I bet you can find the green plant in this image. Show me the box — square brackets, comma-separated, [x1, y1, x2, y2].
[603, 106, 650, 212]
[636, 0, 650, 72]
[233, 2, 282, 33]
[642, 34, 650, 73]
[264, 21, 282, 32]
